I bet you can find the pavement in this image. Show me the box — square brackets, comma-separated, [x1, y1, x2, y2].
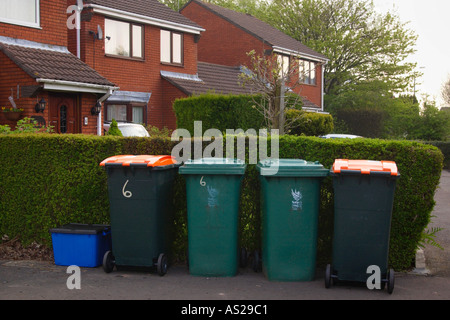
[1, 170, 449, 303]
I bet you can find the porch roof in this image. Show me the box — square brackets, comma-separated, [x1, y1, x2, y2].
[0, 37, 115, 91]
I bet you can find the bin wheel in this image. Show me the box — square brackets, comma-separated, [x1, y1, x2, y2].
[157, 253, 168, 276]
[387, 268, 395, 294]
[240, 247, 248, 268]
[325, 264, 332, 288]
[103, 250, 115, 273]
[252, 250, 261, 272]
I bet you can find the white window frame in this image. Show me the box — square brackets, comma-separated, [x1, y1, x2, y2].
[104, 18, 144, 59]
[160, 29, 183, 65]
[0, 0, 40, 29]
[299, 59, 317, 85]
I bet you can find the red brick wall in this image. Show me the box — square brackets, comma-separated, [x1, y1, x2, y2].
[0, 0, 68, 47]
[298, 64, 322, 108]
[181, 1, 270, 67]
[162, 81, 188, 130]
[1, 51, 102, 133]
[80, 93, 102, 135]
[0, 50, 41, 128]
[69, 10, 199, 130]
[181, 1, 323, 108]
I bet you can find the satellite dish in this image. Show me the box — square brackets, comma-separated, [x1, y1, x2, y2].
[97, 25, 103, 40]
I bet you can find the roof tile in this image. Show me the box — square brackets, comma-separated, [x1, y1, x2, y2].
[86, 0, 202, 30]
[186, 0, 327, 60]
[0, 43, 114, 86]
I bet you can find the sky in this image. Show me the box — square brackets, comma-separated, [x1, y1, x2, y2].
[371, 0, 450, 107]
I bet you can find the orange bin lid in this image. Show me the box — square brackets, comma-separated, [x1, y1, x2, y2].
[100, 155, 178, 167]
[332, 159, 398, 176]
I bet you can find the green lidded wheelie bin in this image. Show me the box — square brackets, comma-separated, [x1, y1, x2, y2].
[257, 159, 329, 281]
[325, 159, 399, 294]
[100, 155, 181, 276]
[179, 158, 246, 277]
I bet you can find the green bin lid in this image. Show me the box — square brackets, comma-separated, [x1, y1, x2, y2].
[179, 157, 246, 175]
[257, 159, 329, 177]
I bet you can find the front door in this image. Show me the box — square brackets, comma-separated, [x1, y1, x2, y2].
[49, 94, 79, 134]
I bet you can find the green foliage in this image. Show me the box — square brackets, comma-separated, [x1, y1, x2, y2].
[264, 0, 418, 97]
[145, 124, 173, 138]
[423, 141, 450, 169]
[0, 134, 125, 246]
[285, 109, 334, 136]
[106, 119, 123, 136]
[334, 107, 386, 138]
[0, 117, 53, 135]
[0, 134, 443, 270]
[173, 93, 265, 135]
[410, 102, 450, 141]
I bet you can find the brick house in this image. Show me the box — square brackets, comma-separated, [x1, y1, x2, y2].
[68, 0, 204, 130]
[180, 0, 328, 110]
[0, 0, 116, 134]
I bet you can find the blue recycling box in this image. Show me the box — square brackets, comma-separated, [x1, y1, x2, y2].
[50, 224, 111, 267]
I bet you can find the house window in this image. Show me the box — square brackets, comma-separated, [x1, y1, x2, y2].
[105, 18, 144, 59]
[0, 0, 40, 28]
[160, 30, 183, 65]
[277, 54, 290, 77]
[299, 59, 317, 85]
[105, 104, 145, 124]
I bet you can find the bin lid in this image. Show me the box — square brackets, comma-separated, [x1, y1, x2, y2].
[332, 159, 398, 176]
[179, 157, 246, 175]
[100, 155, 179, 168]
[49, 223, 110, 235]
[257, 159, 329, 177]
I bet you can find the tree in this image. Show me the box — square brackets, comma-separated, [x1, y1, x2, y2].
[239, 50, 311, 134]
[441, 75, 450, 107]
[106, 119, 123, 136]
[262, 0, 418, 101]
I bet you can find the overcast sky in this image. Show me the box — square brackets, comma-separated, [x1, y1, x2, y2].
[372, 0, 450, 106]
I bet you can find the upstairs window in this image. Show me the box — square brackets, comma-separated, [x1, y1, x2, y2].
[299, 59, 317, 85]
[277, 54, 290, 78]
[160, 30, 183, 65]
[0, 0, 40, 28]
[105, 18, 143, 59]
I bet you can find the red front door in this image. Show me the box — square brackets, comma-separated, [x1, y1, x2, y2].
[49, 94, 79, 134]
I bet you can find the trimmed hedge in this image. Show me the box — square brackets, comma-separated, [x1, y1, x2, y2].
[334, 107, 386, 138]
[285, 109, 334, 136]
[0, 134, 443, 270]
[173, 93, 264, 135]
[424, 141, 450, 169]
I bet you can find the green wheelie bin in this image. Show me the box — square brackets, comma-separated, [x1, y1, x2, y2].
[325, 159, 399, 293]
[100, 155, 181, 276]
[179, 158, 246, 277]
[257, 159, 329, 281]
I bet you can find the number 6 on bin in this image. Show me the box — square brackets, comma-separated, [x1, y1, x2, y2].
[122, 180, 133, 198]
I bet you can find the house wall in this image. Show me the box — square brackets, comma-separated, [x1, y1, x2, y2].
[68, 8, 199, 130]
[0, 48, 102, 134]
[0, 50, 41, 129]
[162, 81, 188, 130]
[0, 0, 68, 47]
[181, 1, 323, 108]
[181, 1, 270, 67]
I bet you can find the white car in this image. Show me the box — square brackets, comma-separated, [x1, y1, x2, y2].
[103, 122, 150, 137]
[320, 134, 363, 139]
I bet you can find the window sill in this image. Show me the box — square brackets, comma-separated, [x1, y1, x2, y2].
[300, 82, 317, 87]
[0, 18, 41, 29]
[160, 62, 184, 68]
[105, 54, 145, 62]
